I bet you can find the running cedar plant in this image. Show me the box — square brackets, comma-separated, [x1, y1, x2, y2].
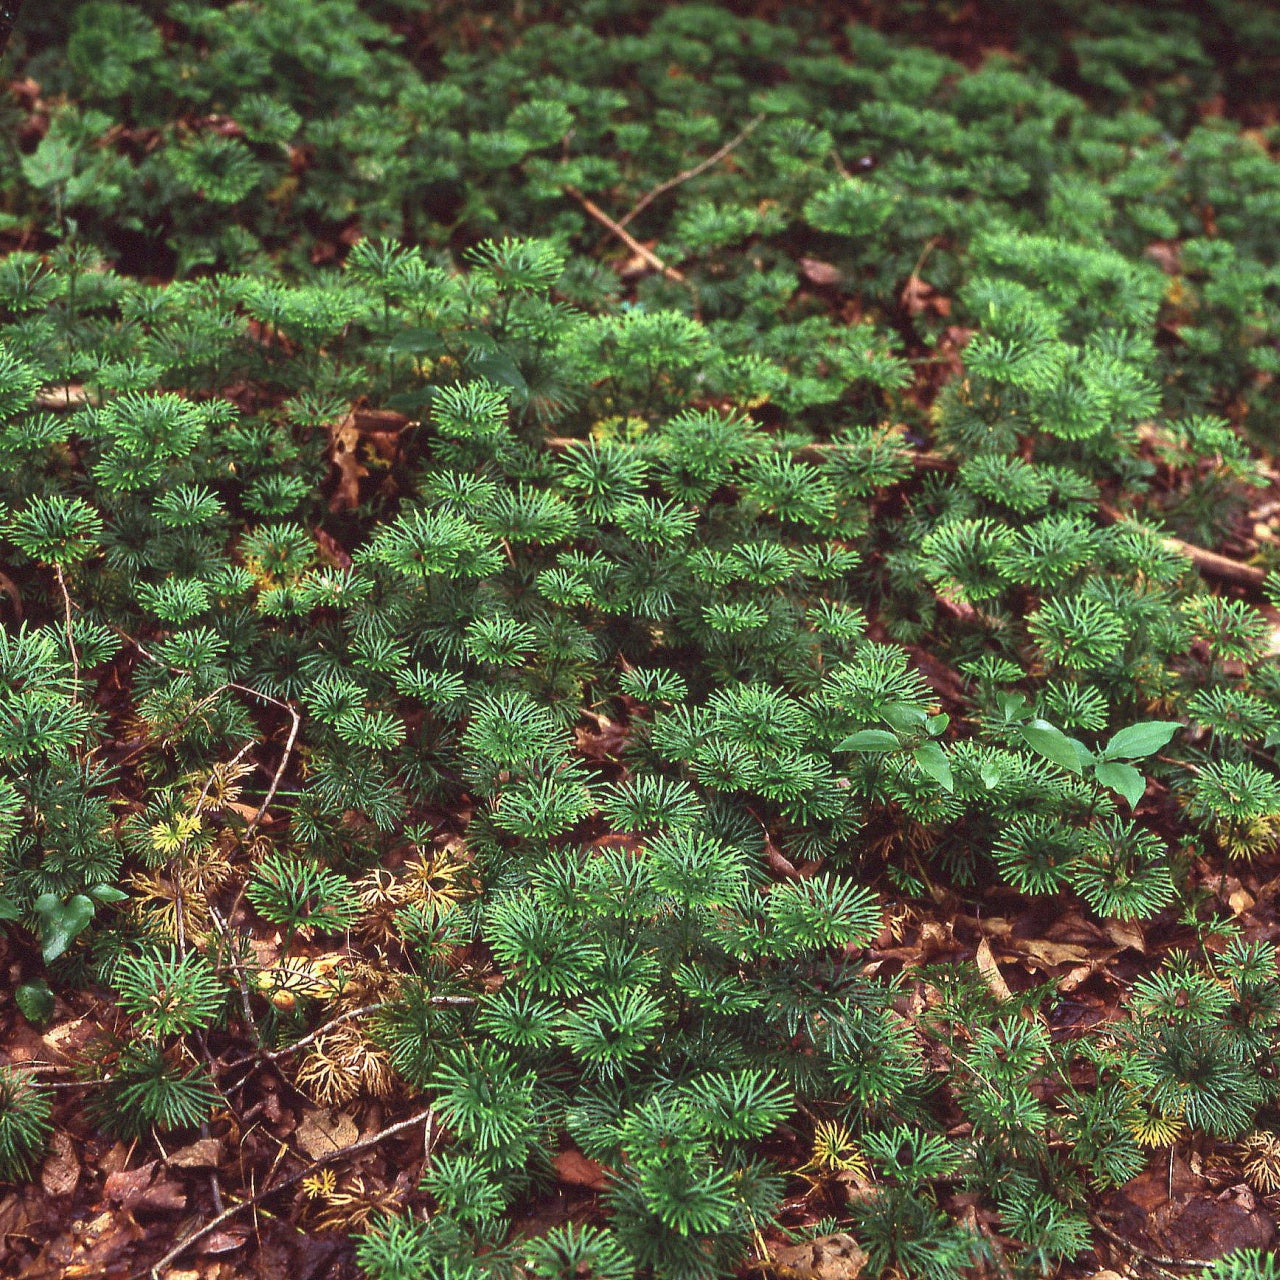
[1, 3, 1280, 1278]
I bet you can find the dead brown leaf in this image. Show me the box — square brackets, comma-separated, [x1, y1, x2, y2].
[103, 1161, 186, 1214]
[39, 1132, 79, 1198]
[167, 1137, 223, 1169]
[196, 1229, 251, 1256]
[1229, 888, 1256, 916]
[326, 412, 368, 513]
[1014, 938, 1099, 970]
[974, 937, 1012, 1002]
[900, 273, 951, 318]
[799, 257, 842, 287]
[1103, 919, 1145, 953]
[295, 1108, 359, 1160]
[769, 1232, 868, 1280]
[552, 1148, 611, 1190]
[1144, 241, 1181, 274]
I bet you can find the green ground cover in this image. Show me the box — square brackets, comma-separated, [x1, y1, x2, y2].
[1, 3, 1280, 1277]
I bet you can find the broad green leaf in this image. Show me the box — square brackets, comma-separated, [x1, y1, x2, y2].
[33, 893, 95, 963]
[386, 327, 446, 355]
[925, 713, 950, 736]
[1102, 720, 1181, 761]
[838, 730, 901, 753]
[88, 884, 129, 904]
[386, 387, 437, 415]
[1020, 720, 1082, 774]
[995, 692, 1027, 723]
[913, 742, 953, 792]
[979, 761, 1003, 790]
[21, 134, 77, 192]
[1094, 761, 1147, 809]
[15, 980, 54, 1026]
[882, 702, 928, 733]
[469, 349, 529, 404]
[0, 895, 20, 921]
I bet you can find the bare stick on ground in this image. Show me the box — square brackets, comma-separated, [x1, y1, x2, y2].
[563, 185, 687, 284]
[144, 1109, 435, 1279]
[615, 113, 765, 230]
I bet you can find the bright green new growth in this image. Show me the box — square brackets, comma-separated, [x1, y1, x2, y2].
[2, 1, 1280, 1277]
[0, 1067, 52, 1181]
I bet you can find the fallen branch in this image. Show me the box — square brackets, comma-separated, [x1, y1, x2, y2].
[220, 992, 475, 1072]
[143, 1108, 434, 1279]
[1088, 1214, 1216, 1279]
[544, 436, 1264, 590]
[1098, 502, 1268, 589]
[615, 114, 765, 230]
[563, 185, 687, 284]
[53, 564, 79, 704]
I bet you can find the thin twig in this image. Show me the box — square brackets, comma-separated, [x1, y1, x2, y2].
[542, 436, 1265, 589]
[207, 898, 260, 1048]
[143, 1108, 434, 1279]
[563, 186, 687, 284]
[230, 682, 300, 839]
[221, 1003, 385, 1071]
[1088, 1214, 1216, 1277]
[199, 1119, 224, 1215]
[1098, 502, 1268, 589]
[116, 630, 302, 830]
[53, 564, 79, 704]
[222, 993, 477, 1072]
[615, 113, 764, 230]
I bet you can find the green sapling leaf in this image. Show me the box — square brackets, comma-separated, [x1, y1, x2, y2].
[913, 742, 954, 792]
[1101, 720, 1181, 760]
[1094, 761, 1147, 809]
[996, 692, 1027, 723]
[882, 702, 929, 732]
[838, 730, 901, 752]
[1019, 720, 1082, 773]
[15, 980, 54, 1026]
[33, 893, 95, 963]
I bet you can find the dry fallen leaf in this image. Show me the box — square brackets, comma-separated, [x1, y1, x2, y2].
[552, 1148, 610, 1189]
[1104, 919, 1145, 953]
[1016, 938, 1096, 970]
[770, 1232, 868, 1280]
[40, 1132, 79, 1198]
[799, 257, 842, 287]
[900, 273, 951, 317]
[1057, 964, 1095, 994]
[295, 1108, 359, 1160]
[326, 411, 367, 512]
[167, 1137, 223, 1169]
[103, 1161, 187, 1214]
[974, 937, 1012, 1002]
[1229, 888, 1256, 916]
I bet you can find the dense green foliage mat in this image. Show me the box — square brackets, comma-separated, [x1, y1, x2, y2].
[2, 2, 1280, 1277]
